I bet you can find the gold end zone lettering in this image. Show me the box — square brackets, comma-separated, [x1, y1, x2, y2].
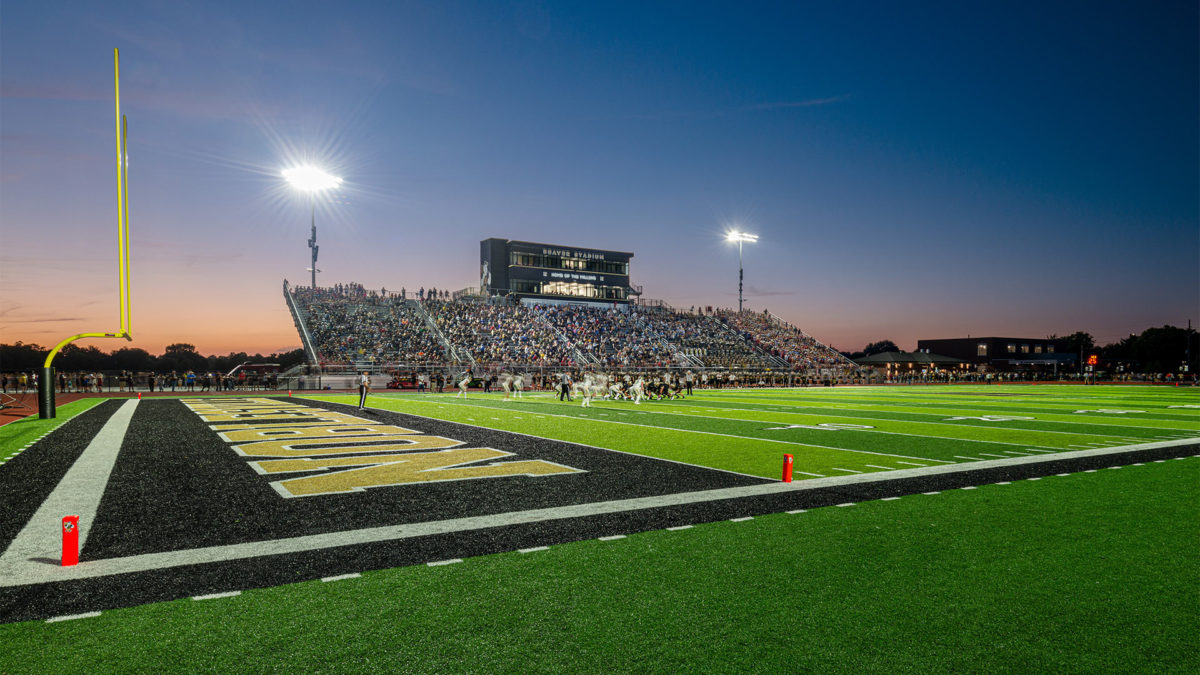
[218, 424, 421, 443]
[258, 447, 584, 498]
[233, 435, 463, 458]
[182, 399, 584, 498]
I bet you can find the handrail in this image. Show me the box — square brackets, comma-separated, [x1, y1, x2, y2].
[283, 280, 320, 364]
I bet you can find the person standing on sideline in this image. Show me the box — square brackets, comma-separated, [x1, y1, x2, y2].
[357, 370, 371, 410]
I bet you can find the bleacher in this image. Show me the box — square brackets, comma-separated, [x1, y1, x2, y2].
[285, 281, 853, 373]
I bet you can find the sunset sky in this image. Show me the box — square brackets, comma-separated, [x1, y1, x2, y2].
[2, 1, 1196, 357]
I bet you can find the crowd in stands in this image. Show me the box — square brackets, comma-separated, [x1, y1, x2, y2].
[720, 310, 850, 370]
[291, 285, 446, 365]
[287, 283, 850, 372]
[424, 300, 575, 366]
[541, 305, 676, 367]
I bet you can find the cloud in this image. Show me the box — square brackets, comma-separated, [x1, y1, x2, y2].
[744, 285, 797, 297]
[621, 95, 848, 121]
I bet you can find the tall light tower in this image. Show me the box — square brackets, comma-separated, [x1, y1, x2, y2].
[726, 230, 758, 313]
[283, 165, 342, 288]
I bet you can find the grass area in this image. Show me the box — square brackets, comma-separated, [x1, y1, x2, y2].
[0, 398, 106, 457]
[305, 385, 1199, 479]
[3, 457, 1195, 672]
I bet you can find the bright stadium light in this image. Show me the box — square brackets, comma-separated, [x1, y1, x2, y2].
[283, 165, 342, 288]
[726, 229, 758, 312]
[282, 165, 342, 193]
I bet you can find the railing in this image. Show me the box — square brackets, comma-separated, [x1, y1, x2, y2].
[765, 310, 857, 369]
[412, 300, 471, 366]
[532, 309, 597, 366]
[282, 280, 320, 365]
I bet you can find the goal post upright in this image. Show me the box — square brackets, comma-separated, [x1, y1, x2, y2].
[38, 48, 134, 419]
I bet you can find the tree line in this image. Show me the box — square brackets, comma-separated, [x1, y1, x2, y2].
[840, 325, 1197, 374]
[0, 342, 307, 375]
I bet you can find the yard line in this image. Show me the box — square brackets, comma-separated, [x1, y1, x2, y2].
[835, 503, 856, 507]
[880, 497, 901, 501]
[864, 464, 896, 470]
[321, 573, 361, 582]
[894, 461, 927, 466]
[8, 439, 1193, 588]
[730, 516, 753, 522]
[192, 591, 241, 601]
[666, 525, 694, 530]
[658, 397, 1200, 436]
[795, 471, 826, 477]
[953, 456, 985, 461]
[412, 398, 959, 465]
[428, 559, 463, 566]
[923, 491, 940, 495]
[831, 467, 863, 474]
[518, 546, 550, 553]
[46, 611, 101, 623]
[0, 400, 138, 586]
[978, 453, 1008, 458]
[785, 510, 806, 514]
[960, 486, 977, 490]
[598, 535, 626, 541]
[1002, 451, 1032, 456]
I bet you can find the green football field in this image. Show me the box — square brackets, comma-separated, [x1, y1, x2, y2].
[1, 384, 1196, 671]
[312, 384, 1200, 479]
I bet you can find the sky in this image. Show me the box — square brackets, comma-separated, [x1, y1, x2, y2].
[1, 1, 1197, 356]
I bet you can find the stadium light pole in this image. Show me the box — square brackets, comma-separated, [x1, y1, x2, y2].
[283, 165, 342, 288]
[726, 230, 758, 313]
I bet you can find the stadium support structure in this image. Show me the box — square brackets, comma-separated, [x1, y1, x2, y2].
[283, 280, 320, 365]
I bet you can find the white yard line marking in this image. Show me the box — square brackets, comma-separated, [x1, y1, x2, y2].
[46, 611, 101, 623]
[880, 497, 901, 501]
[730, 516, 753, 522]
[894, 461, 927, 466]
[978, 453, 1008, 458]
[598, 535, 626, 541]
[831, 467, 863, 474]
[960, 486, 977, 490]
[0, 400, 137, 585]
[923, 491, 940, 495]
[1002, 451, 1031, 456]
[518, 546, 550, 553]
[796, 471, 825, 477]
[427, 559, 463, 566]
[785, 509, 806, 514]
[321, 573, 362, 582]
[5, 438, 1194, 588]
[192, 591, 241, 601]
[835, 502, 856, 507]
[393, 397, 956, 465]
[864, 464, 896, 470]
[666, 525, 694, 530]
[954, 456, 985, 461]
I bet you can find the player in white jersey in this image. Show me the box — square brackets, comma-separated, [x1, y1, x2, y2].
[630, 376, 645, 404]
[579, 373, 594, 407]
[456, 369, 471, 398]
[500, 372, 514, 401]
[513, 373, 525, 398]
[608, 377, 624, 400]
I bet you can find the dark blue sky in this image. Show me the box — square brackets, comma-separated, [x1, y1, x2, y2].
[2, 1, 1196, 354]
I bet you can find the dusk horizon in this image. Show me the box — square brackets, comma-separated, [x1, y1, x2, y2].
[3, 2, 1197, 357]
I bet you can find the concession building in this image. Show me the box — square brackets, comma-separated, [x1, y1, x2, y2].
[479, 238, 638, 306]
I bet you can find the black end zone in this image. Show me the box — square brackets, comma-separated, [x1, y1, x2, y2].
[0, 396, 1195, 624]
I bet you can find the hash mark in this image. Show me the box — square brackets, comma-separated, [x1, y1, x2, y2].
[321, 573, 361, 583]
[192, 591, 241, 601]
[428, 559, 463, 566]
[46, 611, 101, 623]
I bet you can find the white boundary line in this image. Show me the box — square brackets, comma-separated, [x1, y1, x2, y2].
[1, 438, 1192, 588]
[0, 400, 138, 585]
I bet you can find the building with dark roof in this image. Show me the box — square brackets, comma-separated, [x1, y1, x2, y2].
[480, 238, 637, 307]
[916, 337, 1075, 369]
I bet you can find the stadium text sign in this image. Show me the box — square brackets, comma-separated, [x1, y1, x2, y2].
[183, 399, 582, 498]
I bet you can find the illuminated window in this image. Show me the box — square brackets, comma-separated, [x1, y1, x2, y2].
[977, 343, 987, 356]
[1034, 345, 1043, 354]
[1007, 343, 1016, 353]
[1021, 345, 1030, 354]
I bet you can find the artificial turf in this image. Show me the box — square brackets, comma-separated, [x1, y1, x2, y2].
[305, 385, 1199, 479]
[0, 398, 106, 458]
[2, 455, 1195, 672]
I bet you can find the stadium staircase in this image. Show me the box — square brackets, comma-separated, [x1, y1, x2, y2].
[282, 280, 320, 365]
[765, 311, 857, 370]
[411, 300, 472, 366]
[533, 310, 598, 366]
